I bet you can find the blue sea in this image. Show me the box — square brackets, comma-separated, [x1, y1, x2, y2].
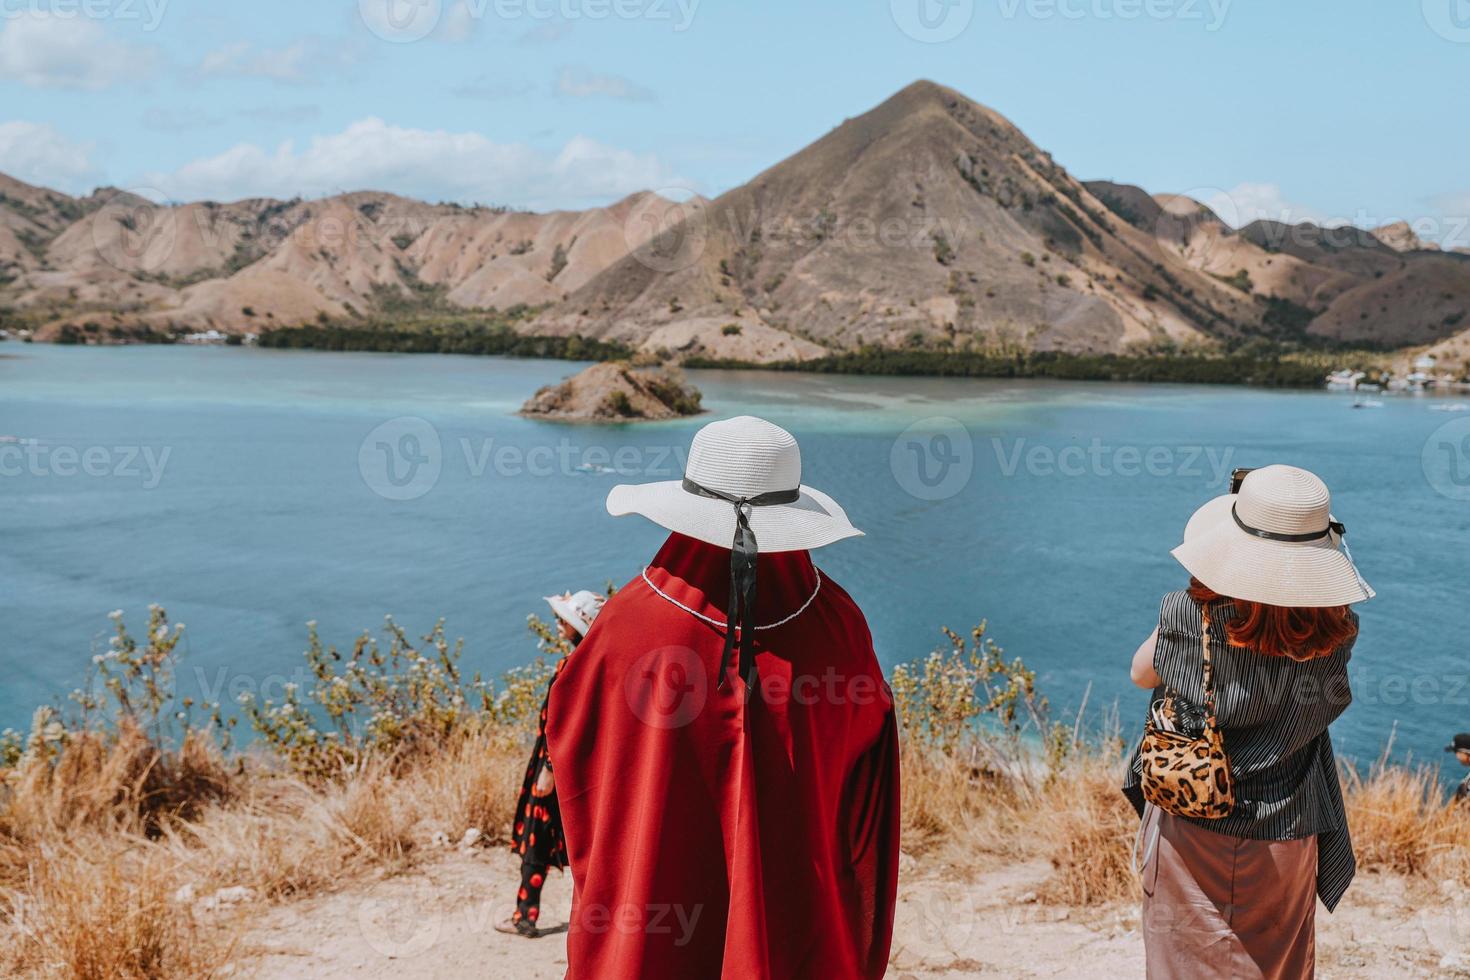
[2, 343, 1468, 775]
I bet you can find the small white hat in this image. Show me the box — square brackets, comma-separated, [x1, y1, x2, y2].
[544, 590, 604, 636]
[606, 415, 862, 552]
[1171, 464, 1373, 607]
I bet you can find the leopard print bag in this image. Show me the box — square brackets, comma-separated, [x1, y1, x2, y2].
[1138, 604, 1235, 819]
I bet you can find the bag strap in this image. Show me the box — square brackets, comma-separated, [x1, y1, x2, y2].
[1200, 604, 1219, 723]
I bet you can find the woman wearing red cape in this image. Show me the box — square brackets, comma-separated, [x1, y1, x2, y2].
[546, 416, 900, 979]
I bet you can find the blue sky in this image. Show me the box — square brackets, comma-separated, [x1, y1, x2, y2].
[2, 0, 1468, 241]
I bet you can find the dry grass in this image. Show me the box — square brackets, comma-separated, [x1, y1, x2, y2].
[4, 842, 235, 980]
[6, 608, 1470, 978]
[1, 721, 232, 851]
[0, 724, 523, 977]
[899, 741, 1140, 905]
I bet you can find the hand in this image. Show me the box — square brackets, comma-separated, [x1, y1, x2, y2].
[534, 768, 556, 796]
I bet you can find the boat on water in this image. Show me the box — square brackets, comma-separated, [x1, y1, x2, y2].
[1326, 369, 1366, 390]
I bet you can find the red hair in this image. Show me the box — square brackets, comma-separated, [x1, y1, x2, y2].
[1187, 578, 1357, 662]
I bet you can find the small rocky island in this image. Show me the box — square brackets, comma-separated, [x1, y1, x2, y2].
[519, 361, 705, 422]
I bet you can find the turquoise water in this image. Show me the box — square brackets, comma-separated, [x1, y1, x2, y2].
[2, 344, 1467, 776]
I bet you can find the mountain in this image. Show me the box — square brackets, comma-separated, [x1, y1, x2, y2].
[1085, 181, 1470, 351]
[533, 81, 1269, 361]
[0, 182, 690, 340]
[2, 80, 1467, 363]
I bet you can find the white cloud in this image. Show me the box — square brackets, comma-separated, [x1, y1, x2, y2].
[452, 73, 535, 100]
[1199, 182, 1325, 230]
[0, 122, 98, 192]
[238, 104, 323, 125]
[140, 118, 683, 209]
[141, 106, 226, 133]
[198, 40, 314, 83]
[555, 66, 655, 102]
[0, 12, 154, 91]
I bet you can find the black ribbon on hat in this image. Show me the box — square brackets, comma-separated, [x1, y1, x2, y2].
[1231, 503, 1345, 542]
[681, 477, 800, 694]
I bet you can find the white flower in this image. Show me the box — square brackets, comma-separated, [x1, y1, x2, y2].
[108, 609, 124, 620]
[154, 627, 169, 641]
[91, 654, 104, 665]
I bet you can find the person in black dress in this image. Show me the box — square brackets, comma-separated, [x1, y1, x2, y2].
[494, 589, 604, 939]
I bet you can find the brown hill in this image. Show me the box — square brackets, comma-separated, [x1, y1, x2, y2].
[1084, 181, 1470, 349]
[2, 81, 1466, 356]
[1, 181, 693, 339]
[532, 81, 1268, 360]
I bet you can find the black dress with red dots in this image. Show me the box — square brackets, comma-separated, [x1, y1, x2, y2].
[508, 656, 569, 932]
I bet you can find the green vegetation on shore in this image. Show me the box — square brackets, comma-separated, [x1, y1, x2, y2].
[686, 346, 1348, 387]
[258, 317, 632, 362]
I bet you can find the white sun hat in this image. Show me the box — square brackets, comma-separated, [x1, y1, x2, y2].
[544, 589, 605, 636]
[606, 415, 862, 552]
[1171, 464, 1373, 607]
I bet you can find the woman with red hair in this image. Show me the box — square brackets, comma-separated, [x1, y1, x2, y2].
[1124, 465, 1373, 979]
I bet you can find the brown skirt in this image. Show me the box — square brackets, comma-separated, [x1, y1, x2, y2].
[1141, 808, 1317, 980]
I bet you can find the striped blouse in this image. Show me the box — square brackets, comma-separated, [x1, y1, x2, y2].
[1122, 590, 1357, 912]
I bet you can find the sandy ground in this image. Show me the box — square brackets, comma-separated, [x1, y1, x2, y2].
[234, 848, 1468, 978]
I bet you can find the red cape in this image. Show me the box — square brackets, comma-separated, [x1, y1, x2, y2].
[546, 533, 899, 979]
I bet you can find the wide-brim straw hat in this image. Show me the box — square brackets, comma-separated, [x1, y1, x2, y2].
[606, 415, 862, 552]
[544, 590, 604, 636]
[1171, 464, 1373, 607]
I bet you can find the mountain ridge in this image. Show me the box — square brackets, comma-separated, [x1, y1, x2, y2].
[3, 81, 1466, 370]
